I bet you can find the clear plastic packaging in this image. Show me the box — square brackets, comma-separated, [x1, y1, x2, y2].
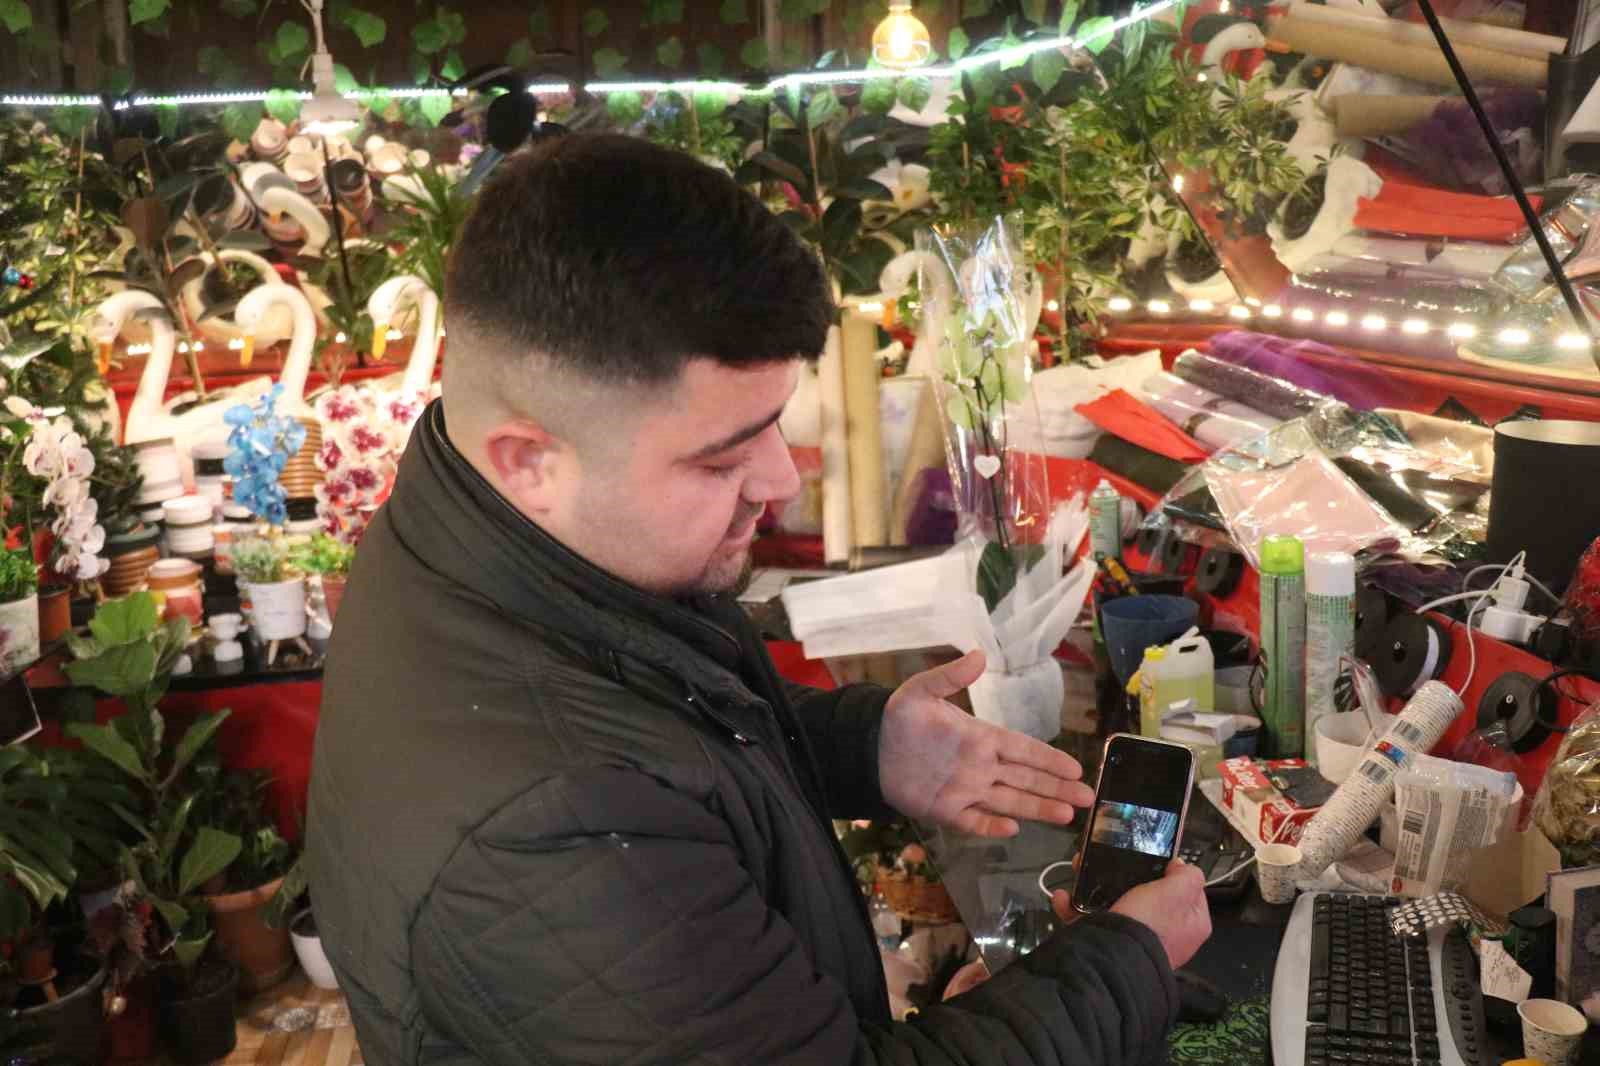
[1392, 753, 1517, 896]
[1533, 701, 1600, 867]
[1137, 371, 1280, 453]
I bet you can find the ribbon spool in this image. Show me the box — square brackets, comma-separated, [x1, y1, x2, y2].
[1354, 585, 1392, 664]
[1476, 671, 1555, 754]
[1196, 548, 1244, 598]
[1374, 613, 1454, 698]
[1160, 535, 1195, 576]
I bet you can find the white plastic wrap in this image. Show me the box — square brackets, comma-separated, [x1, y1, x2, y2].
[1391, 753, 1517, 897]
[1138, 371, 1280, 452]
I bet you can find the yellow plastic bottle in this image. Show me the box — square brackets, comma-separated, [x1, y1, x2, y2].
[1139, 629, 1215, 737]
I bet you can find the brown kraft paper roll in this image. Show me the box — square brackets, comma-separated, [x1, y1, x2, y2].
[841, 307, 888, 550]
[1269, 13, 1547, 90]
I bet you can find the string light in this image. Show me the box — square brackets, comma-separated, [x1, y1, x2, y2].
[335, 332, 348, 344]
[1, 0, 1180, 108]
[1361, 314, 1387, 331]
[1559, 333, 1592, 350]
[1447, 322, 1477, 340]
[1498, 327, 1531, 345]
[1108, 297, 1133, 312]
[1046, 299, 1060, 312]
[1401, 319, 1429, 335]
[1292, 307, 1315, 322]
[1262, 304, 1283, 319]
[1147, 299, 1171, 314]
[228, 338, 244, 350]
[1325, 311, 1349, 326]
[1189, 299, 1214, 312]
[1229, 305, 1251, 320]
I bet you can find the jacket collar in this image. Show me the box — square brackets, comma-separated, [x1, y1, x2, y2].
[384, 402, 767, 712]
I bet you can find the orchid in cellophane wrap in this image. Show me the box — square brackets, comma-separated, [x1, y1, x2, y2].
[919, 216, 1053, 614]
[224, 385, 306, 527]
[910, 217, 1093, 741]
[313, 385, 425, 544]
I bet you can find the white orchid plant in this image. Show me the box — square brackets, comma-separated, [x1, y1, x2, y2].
[313, 385, 426, 545]
[0, 394, 108, 583]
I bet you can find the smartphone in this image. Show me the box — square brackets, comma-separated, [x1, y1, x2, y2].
[1072, 734, 1196, 915]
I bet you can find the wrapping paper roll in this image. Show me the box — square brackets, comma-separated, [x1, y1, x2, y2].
[1138, 372, 1280, 452]
[1269, 12, 1547, 90]
[1172, 350, 1329, 422]
[1293, 680, 1463, 880]
[1332, 94, 1451, 137]
[1286, 2, 1565, 61]
[842, 309, 887, 550]
[818, 325, 853, 566]
[890, 380, 946, 547]
[1086, 435, 1188, 496]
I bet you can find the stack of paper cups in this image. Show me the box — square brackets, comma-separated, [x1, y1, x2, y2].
[1294, 680, 1463, 880]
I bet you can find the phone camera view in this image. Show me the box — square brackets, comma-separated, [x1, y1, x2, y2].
[1089, 800, 1180, 859]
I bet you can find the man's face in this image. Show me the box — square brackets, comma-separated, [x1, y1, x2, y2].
[567, 358, 802, 597]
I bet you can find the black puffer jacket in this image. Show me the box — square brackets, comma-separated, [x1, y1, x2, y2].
[306, 402, 1179, 1065]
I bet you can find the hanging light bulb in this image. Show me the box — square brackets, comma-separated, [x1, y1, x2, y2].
[872, 2, 932, 69]
[299, 0, 362, 135]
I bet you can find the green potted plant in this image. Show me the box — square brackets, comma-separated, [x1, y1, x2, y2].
[0, 549, 40, 677]
[231, 535, 305, 642]
[290, 533, 355, 626]
[261, 859, 336, 990]
[62, 593, 243, 1064]
[0, 746, 129, 1064]
[185, 762, 296, 993]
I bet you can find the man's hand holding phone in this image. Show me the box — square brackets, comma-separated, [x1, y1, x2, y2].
[1050, 860, 1212, 970]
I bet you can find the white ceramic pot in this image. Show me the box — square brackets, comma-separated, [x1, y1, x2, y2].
[0, 593, 40, 676]
[245, 578, 307, 641]
[291, 909, 339, 990]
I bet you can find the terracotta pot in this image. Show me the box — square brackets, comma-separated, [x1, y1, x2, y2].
[322, 575, 347, 624]
[38, 585, 70, 645]
[203, 876, 293, 993]
[17, 936, 53, 983]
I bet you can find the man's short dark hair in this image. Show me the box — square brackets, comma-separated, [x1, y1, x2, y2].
[444, 132, 834, 387]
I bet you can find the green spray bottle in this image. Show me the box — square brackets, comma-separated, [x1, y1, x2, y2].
[1260, 535, 1307, 758]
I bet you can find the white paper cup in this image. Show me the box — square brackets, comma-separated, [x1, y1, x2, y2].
[1256, 843, 1303, 904]
[1315, 713, 1376, 784]
[1520, 998, 1588, 1066]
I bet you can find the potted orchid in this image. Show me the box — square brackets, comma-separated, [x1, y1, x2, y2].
[223, 385, 307, 530]
[313, 385, 423, 545]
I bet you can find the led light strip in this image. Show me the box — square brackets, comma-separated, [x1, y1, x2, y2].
[1, 0, 1176, 109]
[1109, 298, 1594, 351]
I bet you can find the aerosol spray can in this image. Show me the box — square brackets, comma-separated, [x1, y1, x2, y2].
[1090, 480, 1122, 562]
[1260, 535, 1307, 758]
[1304, 552, 1355, 767]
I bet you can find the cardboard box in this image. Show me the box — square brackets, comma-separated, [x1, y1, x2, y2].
[1219, 757, 1323, 846]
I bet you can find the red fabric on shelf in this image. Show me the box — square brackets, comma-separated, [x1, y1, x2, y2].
[1073, 388, 1211, 464]
[1354, 164, 1541, 242]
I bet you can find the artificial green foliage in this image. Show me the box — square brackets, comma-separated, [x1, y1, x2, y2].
[583, 8, 609, 38]
[385, 164, 471, 297]
[289, 533, 355, 577]
[0, 551, 37, 606]
[721, 0, 749, 23]
[0, 0, 30, 34]
[183, 762, 292, 892]
[229, 536, 295, 585]
[340, 7, 386, 48]
[128, 0, 170, 26]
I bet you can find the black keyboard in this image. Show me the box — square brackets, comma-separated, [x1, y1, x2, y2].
[1271, 893, 1489, 1066]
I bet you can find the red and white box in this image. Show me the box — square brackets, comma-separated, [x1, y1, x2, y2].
[1218, 757, 1321, 846]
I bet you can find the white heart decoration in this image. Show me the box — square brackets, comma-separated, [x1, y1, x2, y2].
[974, 454, 1002, 479]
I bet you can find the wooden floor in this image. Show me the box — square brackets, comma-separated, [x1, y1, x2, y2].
[219, 975, 364, 1066]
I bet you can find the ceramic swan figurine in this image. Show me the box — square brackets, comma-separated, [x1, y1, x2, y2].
[179, 249, 294, 348]
[366, 275, 443, 398]
[238, 163, 331, 257]
[92, 290, 270, 468]
[1200, 22, 1268, 87]
[234, 284, 318, 421]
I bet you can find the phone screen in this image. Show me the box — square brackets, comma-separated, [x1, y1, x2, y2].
[1073, 735, 1195, 913]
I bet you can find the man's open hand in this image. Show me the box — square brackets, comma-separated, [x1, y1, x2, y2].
[878, 650, 1095, 837]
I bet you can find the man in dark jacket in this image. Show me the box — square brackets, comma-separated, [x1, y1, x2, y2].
[307, 132, 1211, 1065]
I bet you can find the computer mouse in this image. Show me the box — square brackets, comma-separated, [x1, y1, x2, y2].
[1175, 969, 1230, 1025]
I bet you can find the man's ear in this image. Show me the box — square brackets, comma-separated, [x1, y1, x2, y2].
[482, 419, 568, 516]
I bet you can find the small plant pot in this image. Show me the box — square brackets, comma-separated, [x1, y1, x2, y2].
[204, 876, 295, 993]
[321, 575, 348, 625]
[15, 957, 107, 1065]
[17, 936, 54, 983]
[243, 578, 307, 641]
[38, 585, 71, 645]
[0, 592, 41, 676]
[159, 961, 239, 1066]
[291, 908, 339, 990]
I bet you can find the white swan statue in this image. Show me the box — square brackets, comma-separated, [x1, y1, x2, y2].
[234, 284, 319, 421]
[366, 275, 443, 399]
